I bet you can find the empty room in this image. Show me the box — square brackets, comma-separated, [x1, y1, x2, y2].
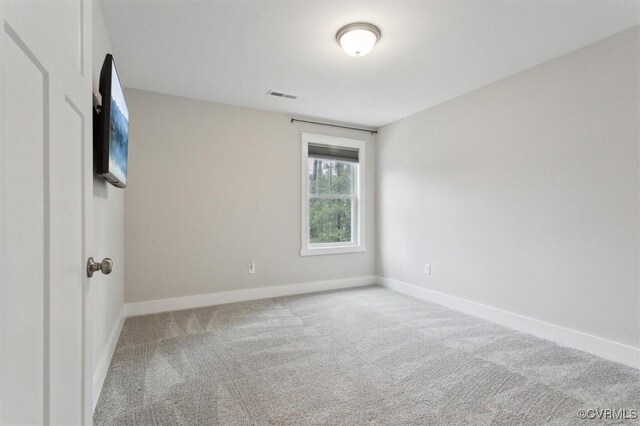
[1, 0, 639, 425]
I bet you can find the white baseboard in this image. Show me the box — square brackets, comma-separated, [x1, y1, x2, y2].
[125, 275, 377, 317]
[92, 305, 126, 411]
[378, 276, 640, 370]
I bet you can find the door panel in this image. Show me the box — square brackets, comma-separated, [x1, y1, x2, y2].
[4, 0, 82, 76]
[1, 1, 92, 424]
[49, 97, 84, 425]
[1, 22, 48, 425]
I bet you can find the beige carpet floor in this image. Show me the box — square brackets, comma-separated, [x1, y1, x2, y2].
[94, 286, 640, 425]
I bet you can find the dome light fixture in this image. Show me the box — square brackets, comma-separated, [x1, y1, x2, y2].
[336, 22, 381, 57]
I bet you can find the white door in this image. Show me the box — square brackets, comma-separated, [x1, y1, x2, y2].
[0, 1, 93, 424]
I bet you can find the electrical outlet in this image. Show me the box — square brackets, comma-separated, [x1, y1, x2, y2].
[424, 264, 431, 276]
[249, 261, 256, 274]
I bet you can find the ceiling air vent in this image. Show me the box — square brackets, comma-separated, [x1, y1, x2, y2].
[267, 90, 298, 100]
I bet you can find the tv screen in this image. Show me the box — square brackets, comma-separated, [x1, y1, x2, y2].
[97, 54, 129, 188]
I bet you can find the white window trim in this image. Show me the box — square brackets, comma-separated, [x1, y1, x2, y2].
[301, 133, 366, 256]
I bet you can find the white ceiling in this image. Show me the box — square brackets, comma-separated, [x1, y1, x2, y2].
[100, 1, 640, 128]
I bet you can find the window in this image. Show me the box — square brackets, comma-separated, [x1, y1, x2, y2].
[301, 133, 365, 256]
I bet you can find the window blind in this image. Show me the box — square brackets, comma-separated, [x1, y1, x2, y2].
[308, 143, 359, 163]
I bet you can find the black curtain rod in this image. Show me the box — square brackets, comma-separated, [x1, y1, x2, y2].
[291, 118, 378, 135]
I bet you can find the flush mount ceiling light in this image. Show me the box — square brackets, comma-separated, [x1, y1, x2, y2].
[336, 22, 381, 57]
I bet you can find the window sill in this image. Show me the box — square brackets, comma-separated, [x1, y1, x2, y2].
[300, 245, 366, 256]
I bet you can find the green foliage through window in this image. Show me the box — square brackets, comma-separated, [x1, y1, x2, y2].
[308, 158, 354, 244]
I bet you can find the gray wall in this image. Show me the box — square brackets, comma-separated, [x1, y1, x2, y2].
[91, 2, 125, 377]
[124, 90, 376, 303]
[377, 27, 640, 348]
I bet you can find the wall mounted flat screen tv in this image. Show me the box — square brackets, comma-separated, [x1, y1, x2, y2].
[96, 54, 129, 188]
